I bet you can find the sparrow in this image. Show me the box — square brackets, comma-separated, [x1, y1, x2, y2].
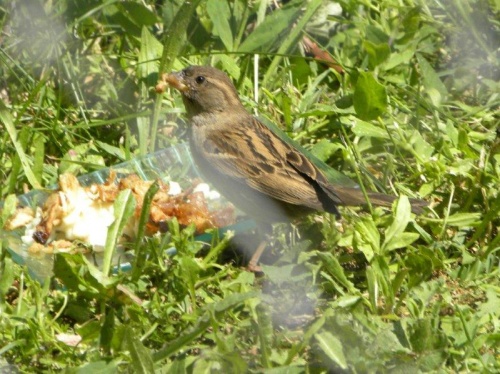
[159, 66, 426, 270]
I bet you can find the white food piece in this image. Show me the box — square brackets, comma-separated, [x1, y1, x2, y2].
[21, 207, 42, 246]
[5, 207, 34, 231]
[168, 181, 182, 196]
[52, 188, 115, 249]
[193, 183, 220, 200]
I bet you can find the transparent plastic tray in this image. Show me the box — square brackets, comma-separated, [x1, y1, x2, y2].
[2, 143, 255, 281]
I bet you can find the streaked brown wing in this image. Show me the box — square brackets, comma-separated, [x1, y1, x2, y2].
[200, 117, 342, 213]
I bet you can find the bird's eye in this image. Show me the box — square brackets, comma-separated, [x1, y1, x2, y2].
[195, 76, 205, 84]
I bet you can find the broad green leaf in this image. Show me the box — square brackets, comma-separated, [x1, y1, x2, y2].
[54, 254, 82, 291]
[373, 327, 411, 354]
[382, 196, 412, 252]
[412, 221, 434, 244]
[405, 253, 436, 289]
[238, 0, 303, 52]
[317, 252, 357, 293]
[215, 54, 242, 81]
[77, 320, 101, 343]
[1, 194, 17, 228]
[418, 183, 434, 197]
[409, 318, 448, 354]
[445, 212, 481, 227]
[178, 256, 201, 302]
[54, 254, 101, 295]
[310, 139, 344, 161]
[408, 130, 435, 162]
[102, 3, 142, 36]
[0, 257, 14, 298]
[354, 240, 375, 262]
[82, 256, 120, 288]
[398, 7, 423, 44]
[207, 0, 233, 51]
[73, 359, 120, 374]
[449, 159, 474, 177]
[478, 288, 500, 317]
[363, 40, 390, 68]
[315, 331, 347, 369]
[164, 359, 187, 374]
[353, 71, 388, 120]
[211, 291, 260, 313]
[334, 295, 362, 308]
[383, 232, 420, 252]
[95, 141, 126, 161]
[263, 0, 323, 85]
[416, 54, 448, 106]
[124, 326, 155, 374]
[365, 25, 389, 44]
[383, 46, 416, 70]
[120, 1, 158, 27]
[354, 218, 380, 261]
[351, 118, 389, 139]
[260, 264, 297, 285]
[138, 26, 162, 82]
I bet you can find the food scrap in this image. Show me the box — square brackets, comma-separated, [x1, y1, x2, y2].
[5, 173, 235, 254]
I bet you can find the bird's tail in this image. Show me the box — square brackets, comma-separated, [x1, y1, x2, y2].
[335, 187, 427, 214]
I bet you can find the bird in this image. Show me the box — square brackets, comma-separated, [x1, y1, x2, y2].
[160, 65, 426, 271]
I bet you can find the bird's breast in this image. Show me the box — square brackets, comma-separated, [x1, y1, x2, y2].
[188, 126, 297, 223]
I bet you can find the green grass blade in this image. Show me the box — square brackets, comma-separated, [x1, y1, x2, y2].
[150, 0, 202, 153]
[102, 189, 136, 276]
[0, 104, 41, 189]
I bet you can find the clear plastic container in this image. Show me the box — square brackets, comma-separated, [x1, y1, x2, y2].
[2, 143, 254, 281]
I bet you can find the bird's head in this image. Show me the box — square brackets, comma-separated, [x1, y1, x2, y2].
[165, 66, 244, 118]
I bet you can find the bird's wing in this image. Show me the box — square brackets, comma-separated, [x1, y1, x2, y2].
[200, 117, 342, 213]
[257, 115, 357, 189]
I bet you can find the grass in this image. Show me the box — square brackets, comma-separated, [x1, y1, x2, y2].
[1, 0, 499, 372]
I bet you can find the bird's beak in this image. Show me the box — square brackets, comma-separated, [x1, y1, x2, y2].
[165, 72, 188, 92]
